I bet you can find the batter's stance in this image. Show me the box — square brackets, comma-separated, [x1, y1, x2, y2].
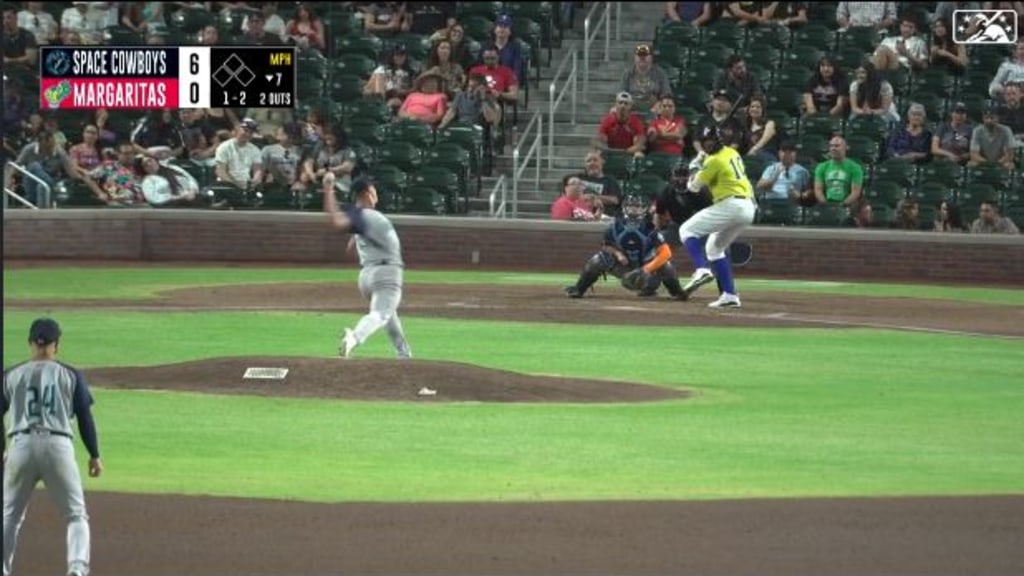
[322, 172, 412, 359]
[679, 126, 758, 307]
[3, 318, 103, 576]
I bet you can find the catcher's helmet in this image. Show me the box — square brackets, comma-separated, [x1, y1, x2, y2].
[698, 125, 724, 154]
[622, 194, 646, 222]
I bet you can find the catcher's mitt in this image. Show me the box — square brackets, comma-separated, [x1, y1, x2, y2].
[620, 269, 648, 292]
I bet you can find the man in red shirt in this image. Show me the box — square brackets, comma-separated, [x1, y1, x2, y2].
[646, 95, 687, 156]
[597, 92, 647, 156]
[467, 45, 519, 105]
[551, 175, 602, 221]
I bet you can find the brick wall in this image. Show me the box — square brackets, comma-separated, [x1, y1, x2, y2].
[4, 210, 1023, 284]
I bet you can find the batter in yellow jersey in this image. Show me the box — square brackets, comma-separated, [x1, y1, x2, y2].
[677, 125, 757, 308]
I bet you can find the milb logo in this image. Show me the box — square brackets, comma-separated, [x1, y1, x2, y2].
[953, 9, 1018, 44]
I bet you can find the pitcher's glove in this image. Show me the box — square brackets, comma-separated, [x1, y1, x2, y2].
[620, 268, 648, 292]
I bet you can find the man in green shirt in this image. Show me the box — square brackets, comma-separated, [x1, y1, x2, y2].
[813, 136, 865, 207]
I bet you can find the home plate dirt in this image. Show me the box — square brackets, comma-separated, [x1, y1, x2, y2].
[6, 280, 1024, 575]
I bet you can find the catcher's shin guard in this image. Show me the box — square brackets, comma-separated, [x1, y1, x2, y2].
[571, 252, 615, 294]
[658, 262, 687, 299]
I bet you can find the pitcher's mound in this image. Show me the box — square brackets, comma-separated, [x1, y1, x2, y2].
[84, 357, 690, 403]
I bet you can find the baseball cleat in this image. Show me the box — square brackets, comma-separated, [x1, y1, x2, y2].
[564, 285, 584, 298]
[683, 268, 715, 296]
[708, 293, 741, 308]
[339, 328, 358, 358]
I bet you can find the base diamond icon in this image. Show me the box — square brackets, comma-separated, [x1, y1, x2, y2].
[212, 64, 236, 87]
[223, 53, 246, 74]
[235, 65, 256, 87]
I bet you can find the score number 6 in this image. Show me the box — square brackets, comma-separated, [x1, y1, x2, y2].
[189, 53, 200, 104]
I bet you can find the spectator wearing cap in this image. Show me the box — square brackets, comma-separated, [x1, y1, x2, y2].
[872, 14, 929, 72]
[620, 44, 672, 113]
[663, 2, 715, 26]
[886, 102, 933, 163]
[491, 14, 527, 86]
[694, 89, 747, 154]
[16, 2, 58, 45]
[467, 45, 519, 105]
[713, 54, 764, 111]
[969, 103, 1016, 168]
[596, 92, 647, 157]
[970, 200, 1020, 234]
[988, 39, 1024, 101]
[931, 101, 974, 163]
[836, 1, 897, 32]
[215, 119, 265, 190]
[646, 95, 687, 156]
[2, 4, 37, 68]
[756, 140, 811, 203]
[999, 82, 1024, 137]
[365, 45, 420, 112]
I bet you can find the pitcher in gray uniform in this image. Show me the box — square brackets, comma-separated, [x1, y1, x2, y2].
[322, 172, 413, 359]
[3, 318, 103, 576]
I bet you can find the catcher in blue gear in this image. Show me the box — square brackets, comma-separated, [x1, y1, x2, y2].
[564, 195, 687, 299]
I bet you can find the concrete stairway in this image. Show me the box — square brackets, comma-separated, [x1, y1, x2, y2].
[469, 2, 666, 218]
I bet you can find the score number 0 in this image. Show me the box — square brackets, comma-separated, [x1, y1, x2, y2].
[189, 53, 200, 104]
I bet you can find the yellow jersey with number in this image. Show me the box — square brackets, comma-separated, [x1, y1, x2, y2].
[695, 146, 754, 203]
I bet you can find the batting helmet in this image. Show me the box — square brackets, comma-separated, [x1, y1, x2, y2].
[697, 125, 724, 155]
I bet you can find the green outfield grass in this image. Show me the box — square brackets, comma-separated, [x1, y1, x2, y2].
[3, 267, 1023, 503]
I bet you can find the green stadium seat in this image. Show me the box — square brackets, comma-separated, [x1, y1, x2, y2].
[795, 133, 830, 164]
[758, 200, 803, 225]
[702, 20, 745, 49]
[837, 26, 880, 53]
[625, 174, 668, 200]
[654, 43, 689, 70]
[332, 54, 379, 79]
[773, 64, 813, 90]
[965, 163, 1013, 191]
[346, 119, 388, 146]
[385, 119, 435, 149]
[690, 43, 735, 68]
[601, 151, 635, 182]
[342, 99, 392, 124]
[872, 157, 916, 187]
[864, 180, 906, 207]
[655, 22, 701, 49]
[461, 14, 495, 42]
[918, 159, 963, 186]
[333, 33, 384, 60]
[677, 62, 720, 90]
[845, 135, 882, 166]
[746, 24, 787, 50]
[327, 74, 364, 102]
[741, 45, 782, 71]
[325, 11, 360, 38]
[784, 44, 825, 70]
[375, 141, 424, 172]
[399, 185, 448, 214]
[908, 181, 953, 205]
[766, 86, 803, 117]
[958, 182, 999, 205]
[456, 1, 502, 20]
[845, 114, 890, 141]
[790, 24, 836, 52]
[804, 203, 847, 227]
[800, 113, 843, 139]
[389, 33, 432, 62]
[743, 155, 769, 185]
[636, 154, 679, 180]
[410, 166, 462, 212]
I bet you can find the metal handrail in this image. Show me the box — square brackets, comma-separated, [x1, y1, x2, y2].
[582, 1, 612, 102]
[512, 111, 543, 219]
[616, 1, 622, 40]
[3, 187, 40, 210]
[548, 49, 578, 169]
[488, 174, 508, 218]
[4, 162, 50, 209]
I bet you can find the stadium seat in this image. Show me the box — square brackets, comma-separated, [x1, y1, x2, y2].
[804, 203, 847, 227]
[677, 62, 720, 91]
[654, 43, 689, 70]
[845, 135, 882, 166]
[873, 158, 916, 187]
[790, 24, 836, 52]
[376, 141, 424, 173]
[346, 119, 389, 146]
[332, 54, 379, 79]
[436, 125, 484, 175]
[333, 33, 384, 60]
[837, 26, 879, 53]
[784, 44, 825, 70]
[864, 180, 906, 207]
[675, 84, 712, 110]
[54, 180, 105, 208]
[399, 185, 448, 214]
[918, 159, 963, 186]
[389, 33, 432, 62]
[746, 24, 787, 50]
[327, 74, 364, 102]
[800, 113, 843, 139]
[845, 114, 889, 142]
[766, 86, 803, 117]
[795, 133, 830, 164]
[654, 22, 701, 49]
[456, 1, 503, 20]
[702, 20, 744, 49]
[385, 119, 436, 149]
[881, 67, 911, 98]
[965, 163, 1013, 191]
[741, 45, 782, 71]
[601, 151, 635, 182]
[757, 200, 802, 226]
[836, 47, 870, 72]
[636, 154, 678, 181]
[690, 43, 735, 68]
[773, 64, 813, 90]
[342, 99, 392, 124]
[911, 69, 957, 98]
[626, 174, 668, 200]
[743, 155, 769, 185]
[325, 11, 359, 39]
[461, 14, 495, 42]
[958, 182, 1000, 206]
[908, 181, 952, 205]
[367, 163, 409, 201]
[104, 26, 143, 45]
[410, 166, 461, 212]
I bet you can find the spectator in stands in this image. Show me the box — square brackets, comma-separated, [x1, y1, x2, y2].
[803, 56, 848, 117]
[999, 82, 1024, 137]
[813, 136, 865, 208]
[244, 11, 284, 45]
[365, 45, 419, 113]
[849, 60, 900, 124]
[399, 72, 448, 127]
[9, 130, 75, 207]
[82, 141, 144, 206]
[931, 102, 974, 164]
[934, 200, 967, 232]
[620, 44, 672, 113]
[2, 78, 32, 157]
[695, 90, 747, 154]
[969, 102, 1016, 168]
[214, 118, 264, 190]
[17, 2, 58, 45]
[201, 24, 219, 45]
[761, 2, 809, 27]
[135, 155, 200, 207]
[181, 110, 218, 164]
[577, 149, 623, 217]
[2, 4, 37, 69]
[121, 2, 166, 36]
[131, 109, 184, 160]
[646, 95, 686, 156]
[90, 108, 120, 147]
[756, 140, 811, 203]
[421, 39, 466, 98]
[845, 200, 874, 228]
[596, 92, 647, 158]
[410, 1, 456, 35]
[743, 95, 779, 161]
[438, 73, 501, 133]
[360, 2, 413, 35]
[663, 2, 714, 26]
[467, 45, 519, 106]
[872, 14, 928, 72]
[145, 28, 168, 45]
[713, 55, 764, 112]
[245, 1, 287, 40]
[430, 22, 474, 69]
[989, 39, 1024, 101]
[491, 14, 527, 86]
[69, 125, 103, 178]
[550, 174, 602, 221]
[261, 121, 309, 193]
[929, 17, 967, 75]
[722, 2, 767, 26]
[970, 200, 1020, 234]
[890, 198, 920, 230]
[836, 1, 897, 31]
[303, 124, 357, 194]
[286, 2, 325, 52]
[932, 2, 980, 27]
[886, 102, 933, 163]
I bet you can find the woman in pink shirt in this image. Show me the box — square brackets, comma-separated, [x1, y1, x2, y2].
[398, 73, 448, 127]
[551, 175, 602, 221]
[68, 124, 102, 179]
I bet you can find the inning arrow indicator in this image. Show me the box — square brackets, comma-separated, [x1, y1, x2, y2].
[265, 74, 274, 83]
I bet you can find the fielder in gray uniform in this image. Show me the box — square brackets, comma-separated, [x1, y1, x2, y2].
[322, 172, 413, 359]
[3, 318, 103, 576]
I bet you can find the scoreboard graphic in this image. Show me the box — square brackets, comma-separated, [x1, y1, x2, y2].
[39, 46, 297, 110]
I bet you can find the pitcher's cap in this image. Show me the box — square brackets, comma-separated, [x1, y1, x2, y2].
[29, 318, 62, 346]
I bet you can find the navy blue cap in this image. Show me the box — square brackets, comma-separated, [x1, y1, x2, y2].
[29, 318, 62, 346]
[350, 176, 375, 197]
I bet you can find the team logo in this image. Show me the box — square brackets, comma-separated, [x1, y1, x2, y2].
[953, 9, 1018, 44]
[44, 49, 72, 76]
[43, 81, 72, 109]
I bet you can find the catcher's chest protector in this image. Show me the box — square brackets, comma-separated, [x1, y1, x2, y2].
[612, 221, 653, 268]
